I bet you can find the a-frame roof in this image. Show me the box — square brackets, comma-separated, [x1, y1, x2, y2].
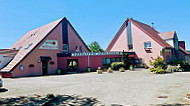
[0, 49, 19, 57]
[106, 18, 172, 51]
[159, 31, 176, 40]
[0, 17, 89, 72]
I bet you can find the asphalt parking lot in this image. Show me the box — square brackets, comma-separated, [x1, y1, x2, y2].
[0, 68, 190, 105]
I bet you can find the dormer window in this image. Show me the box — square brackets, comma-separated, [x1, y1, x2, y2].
[25, 43, 32, 49]
[144, 42, 151, 49]
[17, 46, 22, 50]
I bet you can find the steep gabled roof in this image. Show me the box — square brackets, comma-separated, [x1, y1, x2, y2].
[179, 46, 190, 55]
[0, 18, 64, 72]
[159, 31, 176, 40]
[67, 20, 90, 52]
[130, 18, 171, 48]
[106, 18, 172, 51]
[0, 49, 18, 57]
[1, 17, 90, 72]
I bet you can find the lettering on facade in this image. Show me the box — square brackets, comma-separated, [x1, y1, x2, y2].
[71, 52, 123, 56]
[39, 40, 58, 50]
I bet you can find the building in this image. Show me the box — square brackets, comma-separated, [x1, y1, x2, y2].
[106, 18, 190, 66]
[0, 18, 91, 77]
[0, 18, 137, 78]
[1, 17, 189, 78]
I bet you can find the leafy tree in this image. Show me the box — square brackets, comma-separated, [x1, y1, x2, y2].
[122, 50, 131, 69]
[88, 41, 104, 52]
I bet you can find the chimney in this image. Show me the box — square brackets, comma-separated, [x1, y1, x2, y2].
[151, 23, 154, 28]
[178, 41, 185, 50]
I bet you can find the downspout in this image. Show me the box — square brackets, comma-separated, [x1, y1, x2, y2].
[88, 54, 90, 67]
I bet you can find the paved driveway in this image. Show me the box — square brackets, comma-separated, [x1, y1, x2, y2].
[0, 69, 190, 105]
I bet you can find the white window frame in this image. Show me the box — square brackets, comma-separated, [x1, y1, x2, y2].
[144, 41, 152, 49]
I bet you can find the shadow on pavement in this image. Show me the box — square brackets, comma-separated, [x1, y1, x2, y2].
[0, 88, 8, 93]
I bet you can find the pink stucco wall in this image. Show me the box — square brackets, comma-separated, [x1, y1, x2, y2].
[68, 24, 89, 52]
[10, 20, 90, 77]
[109, 26, 128, 51]
[131, 23, 163, 66]
[108, 21, 163, 67]
[11, 23, 63, 77]
[58, 55, 122, 72]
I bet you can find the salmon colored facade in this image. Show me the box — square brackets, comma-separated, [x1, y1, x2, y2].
[0, 17, 189, 77]
[0, 18, 91, 78]
[106, 18, 190, 67]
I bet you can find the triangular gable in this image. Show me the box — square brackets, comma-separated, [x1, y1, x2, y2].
[1, 18, 64, 72]
[106, 18, 171, 51]
[67, 21, 90, 52]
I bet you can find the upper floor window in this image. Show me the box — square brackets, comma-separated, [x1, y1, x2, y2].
[19, 65, 24, 71]
[25, 43, 32, 49]
[128, 44, 133, 50]
[63, 44, 68, 52]
[76, 45, 82, 52]
[144, 42, 151, 49]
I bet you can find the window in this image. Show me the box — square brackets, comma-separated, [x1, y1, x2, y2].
[76, 45, 82, 52]
[50, 61, 55, 65]
[63, 44, 68, 51]
[25, 43, 32, 49]
[112, 58, 116, 62]
[165, 49, 171, 53]
[19, 65, 24, 71]
[144, 42, 151, 49]
[116, 57, 121, 62]
[17, 46, 22, 50]
[102, 58, 111, 65]
[29, 64, 34, 68]
[128, 44, 133, 50]
[102, 58, 106, 65]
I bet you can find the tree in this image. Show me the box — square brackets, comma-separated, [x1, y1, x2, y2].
[88, 41, 104, 52]
[122, 50, 131, 69]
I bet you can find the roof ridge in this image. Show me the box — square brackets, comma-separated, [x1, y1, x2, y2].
[1, 17, 64, 72]
[130, 18, 160, 33]
[159, 31, 176, 34]
[129, 18, 171, 48]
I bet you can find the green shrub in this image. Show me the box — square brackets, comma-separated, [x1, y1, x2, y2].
[141, 62, 148, 69]
[152, 56, 167, 69]
[97, 67, 101, 70]
[103, 68, 107, 71]
[170, 60, 190, 71]
[150, 67, 166, 74]
[122, 51, 131, 69]
[119, 67, 125, 72]
[111, 62, 125, 70]
[107, 67, 113, 73]
[166, 65, 179, 73]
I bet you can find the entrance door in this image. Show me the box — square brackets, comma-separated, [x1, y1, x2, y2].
[40, 56, 52, 75]
[42, 61, 48, 75]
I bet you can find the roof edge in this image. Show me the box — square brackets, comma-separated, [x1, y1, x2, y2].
[106, 18, 129, 51]
[6, 18, 65, 73]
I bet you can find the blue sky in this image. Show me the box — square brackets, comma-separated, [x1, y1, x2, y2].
[0, 0, 190, 50]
